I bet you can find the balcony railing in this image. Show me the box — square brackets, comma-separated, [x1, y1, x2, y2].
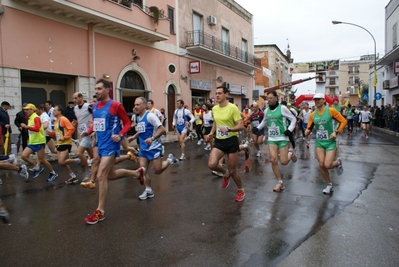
[185, 30, 261, 68]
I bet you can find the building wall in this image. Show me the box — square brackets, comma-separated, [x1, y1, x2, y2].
[339, 59, 374, 106]
[178, 0, 255, 110]
[0, 0, 179, 136]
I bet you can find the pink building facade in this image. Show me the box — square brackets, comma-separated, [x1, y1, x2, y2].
[0, 0, 258, 136]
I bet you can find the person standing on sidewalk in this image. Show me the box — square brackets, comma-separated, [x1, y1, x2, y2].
[46, 105, 81, 184]
[172, 99, 195, 161]
[132, 97, 179, 200]
[20, 104, 58, 182]
[82, 79, 142, 224]
[72, 92, 93, 181]
[0, 101, 11, 155]
[305, 93, 347, 194]
[205, 84, 246, 202]
[253, 90, 298, 192]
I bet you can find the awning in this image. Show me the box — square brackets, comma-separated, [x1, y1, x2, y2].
[377, 46, 399, 65]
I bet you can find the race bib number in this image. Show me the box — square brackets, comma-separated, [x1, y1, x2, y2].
[177, 118, 184, 125]
[268, 127, 280, 137]
[217, 126, 230, 138]
[78, 123, 88, 133]
[93, 118, 105, 132]
[316, 130, 329, 140]
[55, 132, 61, 141]
[252, 121, 259, 127]
[135, 122, 145, 133]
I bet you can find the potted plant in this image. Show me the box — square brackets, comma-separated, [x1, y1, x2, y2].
[149, 6, 160, 24]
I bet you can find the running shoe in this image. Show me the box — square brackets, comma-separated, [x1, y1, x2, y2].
[179, 154, 186, 161]
[80, 180, 96, 189]
[84, 210, 105, 225]
[19, 164, 29, 181]
[221, 175, 230, 188]
[273, 182, 285, 192]
[197, 140, 202, 145]
[288, 148, 297, 163]
[323, 184, 334, 194]
[244, 142, 251, 160]
[167, 154, 179, 165]
[46, 172, 59, 182]
[83, 169, 91, 181]
[212, 170, 224, 177]
[87, 158, 92, 167]
[235, 189, 245, 202]
[137, 167, 145, 185]
[65, 177, 79, 185]
[204, 144, 211, 151]
[75, 158, 81, 165]
[0, 200, 10, 224]
[139, 189, 154, 200]
[29, 166, 39, 172]
[32, 166, 45, 179]
[336, 158, 343, 176]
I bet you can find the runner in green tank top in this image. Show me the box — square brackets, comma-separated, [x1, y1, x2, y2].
[253, 90, 297, 192]
[305, 94, 347, 194]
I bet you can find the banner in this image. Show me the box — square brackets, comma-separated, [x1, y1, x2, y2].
[290, 60, 339, 74]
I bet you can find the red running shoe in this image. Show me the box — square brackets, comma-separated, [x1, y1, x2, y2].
[235, 189, 245, 202]
[221, 175, 230, 188]
[84, 210, 105, 225]
[137, 167, 145, 185]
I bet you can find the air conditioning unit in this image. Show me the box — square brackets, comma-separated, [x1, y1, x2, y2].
[383, 80, 390, 89]
[207, 15, 217, 26]
[225, 82, 230, 89]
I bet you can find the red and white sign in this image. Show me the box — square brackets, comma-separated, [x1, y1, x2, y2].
[189, 60, 201, 74]
[394, 60, 399, 75]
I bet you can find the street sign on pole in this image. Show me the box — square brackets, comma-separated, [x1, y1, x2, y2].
[374, 92, 382, 100]
[361, 94, 369, 101]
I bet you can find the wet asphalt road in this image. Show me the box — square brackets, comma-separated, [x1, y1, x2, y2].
[1, 129, 398, 267]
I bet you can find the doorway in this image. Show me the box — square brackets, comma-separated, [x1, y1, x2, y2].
[167, 85, 176, 131]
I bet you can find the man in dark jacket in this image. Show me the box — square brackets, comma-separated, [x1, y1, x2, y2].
[64, 101, 77, 122]
[14, 103, 29, 152]
[0, 101, 11, 155]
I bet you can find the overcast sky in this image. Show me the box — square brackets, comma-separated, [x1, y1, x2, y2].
[234, 0, 388, 95]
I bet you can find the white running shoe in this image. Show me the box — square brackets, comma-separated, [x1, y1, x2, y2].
[19, 164, 29, 181]
[179, 154, 186, 161]
[323, 184, 334, 194]
[167, 154, 179, 165]
[139, 189, 154, 200]
[288, 148, 297, 163]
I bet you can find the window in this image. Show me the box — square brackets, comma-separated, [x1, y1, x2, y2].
[241, 39, 248, 62]
[222, 28, 229, 55]
[348, 65, 359, 74]
[193, 13, 203, 45]
[168, 6, 175, 34]
[132, 0, 143, 8]
[329, 78, 336, 85]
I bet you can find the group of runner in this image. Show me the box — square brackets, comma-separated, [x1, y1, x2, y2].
[1, 82, 349, 224]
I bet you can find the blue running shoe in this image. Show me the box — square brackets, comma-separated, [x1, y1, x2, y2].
[47, 172, 59, 182]
[32, 166, 45, 179]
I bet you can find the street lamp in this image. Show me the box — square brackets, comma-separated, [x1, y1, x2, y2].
[332, 20, 377, 106]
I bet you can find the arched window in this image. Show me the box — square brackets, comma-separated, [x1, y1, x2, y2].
[120, 71, 145, 90]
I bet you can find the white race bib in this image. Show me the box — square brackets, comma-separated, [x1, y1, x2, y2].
[177, 118, 184, 125]
[216, 126, 230, 138]
[316, 130, 329, 140]
[55, 132, 61, 141]
[252, 121, 259, 127]
[135, 122, 145, 133]
[78, 123, 88, 133]
[268, 127, 280, 137]
[93, 118, 105, 132]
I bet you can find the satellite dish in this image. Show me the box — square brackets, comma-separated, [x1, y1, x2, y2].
[216, 76, 223, 83]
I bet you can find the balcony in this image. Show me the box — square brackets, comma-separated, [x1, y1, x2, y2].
[184, 30, 261, 73]
[12, 0, 170, 42]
